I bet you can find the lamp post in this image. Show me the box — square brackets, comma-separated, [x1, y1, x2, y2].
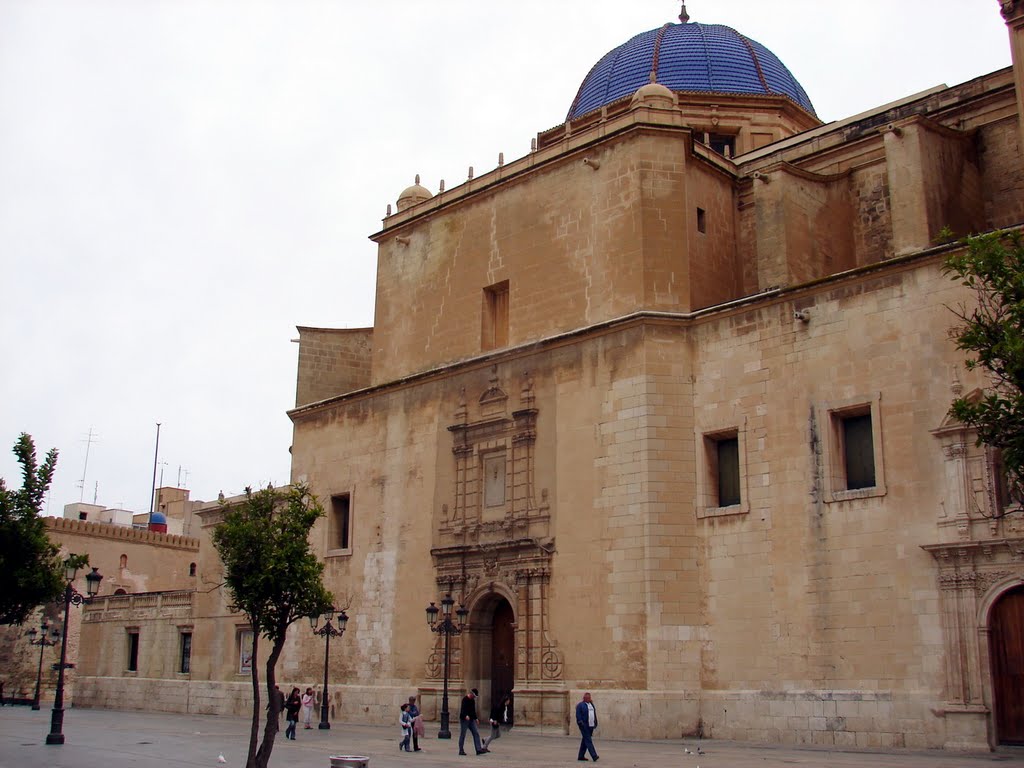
[425, 593, 468, 739]
[310, 606, 348, 730]
[27, 618, 60, 710]
[46, 561, 102, 745]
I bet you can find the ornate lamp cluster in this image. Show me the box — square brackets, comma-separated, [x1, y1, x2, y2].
[309, 606, 349, 730]
[425, 592, 468, 739]
[26, 618, 60, 710]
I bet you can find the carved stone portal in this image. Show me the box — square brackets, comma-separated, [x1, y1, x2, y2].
[926, 395, 1024, 749]
[425, 368, 566, 727]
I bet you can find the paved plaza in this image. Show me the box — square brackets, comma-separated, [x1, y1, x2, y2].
[1, 704, 1023, 768]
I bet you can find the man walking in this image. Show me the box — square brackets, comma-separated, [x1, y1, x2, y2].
[458, 688, 487, 755]
[575, 691, 599, 762]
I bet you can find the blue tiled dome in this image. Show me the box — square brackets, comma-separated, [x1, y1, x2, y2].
[567, 22, 815, 120]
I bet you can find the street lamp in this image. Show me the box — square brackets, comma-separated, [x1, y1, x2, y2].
[27, 618, 60, 710]
[46, 561, 102, 746]
[310, 606, 348, 730]
[425, 592, 468, 739]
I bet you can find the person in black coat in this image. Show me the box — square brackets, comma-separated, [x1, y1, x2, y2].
[483, 692, 512, 749]
[284, 688, 302, 740]
[458, 688, 486, 755]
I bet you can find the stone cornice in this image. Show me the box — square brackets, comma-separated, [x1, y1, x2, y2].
[289, 230, 986, 423]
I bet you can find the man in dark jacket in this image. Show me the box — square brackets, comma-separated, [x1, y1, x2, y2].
[575, 692, 599, 762]
[458, 688, 486, 755]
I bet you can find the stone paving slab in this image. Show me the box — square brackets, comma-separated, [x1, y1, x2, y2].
[1, 705, 1023, 768]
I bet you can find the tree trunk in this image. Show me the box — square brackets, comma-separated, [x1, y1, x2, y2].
[245, 634, 260, 768]
[253, 634, 286, 768]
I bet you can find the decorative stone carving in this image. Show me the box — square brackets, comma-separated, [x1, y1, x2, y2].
[975, 570, 1016, 596]
[429, 369, 564, 688]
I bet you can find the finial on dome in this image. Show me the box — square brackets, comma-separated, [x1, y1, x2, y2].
[649, 71, 657, 84]
[679, 2, 690, 23]
[414, 173, 421, 184]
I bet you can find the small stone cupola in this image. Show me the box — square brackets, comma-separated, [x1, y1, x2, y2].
[396, 174, 433, 212]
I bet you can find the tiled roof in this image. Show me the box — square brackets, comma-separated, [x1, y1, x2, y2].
[567, 22, 815, 120]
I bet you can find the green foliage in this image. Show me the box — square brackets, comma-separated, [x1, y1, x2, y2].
[212, 483, 333, 642]
[0, 433, 64, 624]
[945, 231, 1024, 513]
[211, 483, 332, 768]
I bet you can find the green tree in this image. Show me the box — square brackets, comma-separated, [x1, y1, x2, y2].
[212, 484, 333, 768]
[945, 230, 1024, 516]
[0, 433, 64, 624]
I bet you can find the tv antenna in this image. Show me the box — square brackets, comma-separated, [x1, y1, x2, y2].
[75, 427, 99, 502]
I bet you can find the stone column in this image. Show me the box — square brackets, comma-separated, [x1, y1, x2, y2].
[1001, 1, 1024, 156]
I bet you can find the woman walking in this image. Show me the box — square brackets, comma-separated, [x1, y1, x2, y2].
[399, 703, 413, 752]
[301, 687, 315, 729]
[284, 687, 302, 740]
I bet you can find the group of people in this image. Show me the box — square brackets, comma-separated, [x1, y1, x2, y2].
[452, 687, 597, 761]
[454, 687, 514, 756]
[399, 695, 424, 752]
[271, 686, 317, 740]
[274, 683, 598, 761]
[397, 688, 515, 756]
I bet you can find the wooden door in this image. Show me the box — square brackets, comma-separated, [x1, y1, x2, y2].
[990, 586, 1024, 744]
[491, 599, 515, 704]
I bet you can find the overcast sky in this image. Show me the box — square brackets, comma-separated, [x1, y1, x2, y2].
[0, 0, 1012, 517]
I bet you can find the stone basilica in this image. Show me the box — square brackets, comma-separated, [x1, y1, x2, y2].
[69, 2, 1024, 752]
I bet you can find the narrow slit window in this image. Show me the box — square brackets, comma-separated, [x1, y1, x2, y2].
[127, 630, 140, 672]
[696, 207, 706, 234]
[179, 632, 192, 674]
[715, 436, 741, 506]
[330, 494, 351, 551]
[482, 281, 510, 351]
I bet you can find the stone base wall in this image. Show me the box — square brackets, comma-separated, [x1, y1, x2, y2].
[75, 678, 416, 724]
[73, 678, 983, 751]
[693, 690, 949, 750]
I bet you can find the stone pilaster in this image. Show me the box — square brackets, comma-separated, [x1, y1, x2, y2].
[1000, 1, 1024, 156]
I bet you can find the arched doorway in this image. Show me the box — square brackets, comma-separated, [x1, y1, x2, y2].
[491, 599, 515, 703]
[990, 585, 1024, 744]
[467, 593, 516, 709]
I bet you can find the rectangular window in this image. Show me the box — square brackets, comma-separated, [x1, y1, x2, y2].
[127, 630, 140, 672]
[820, 394, 886, 502]
[238, 629, 254, 675]
[698, 424, 748, 518]
[696, 207, 706, 234]
[841, 412, 875, 490]
[482, 281, 509, 351]
[330, 493, 351, 551]
[179, 632, 192, 674]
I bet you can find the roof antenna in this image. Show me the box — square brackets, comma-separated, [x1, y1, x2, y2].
[679, 2, 690, 23]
